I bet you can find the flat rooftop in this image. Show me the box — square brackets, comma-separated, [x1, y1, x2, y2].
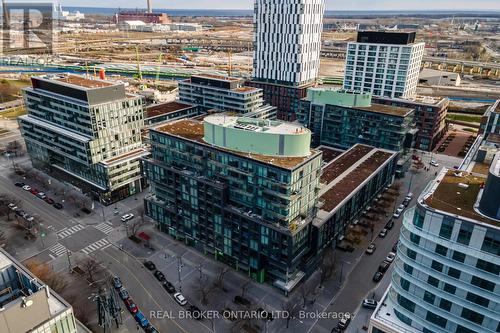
[146, 101, 194, 118]
[318, 145, 344, 164]
[192, 73, 241, 82]
[320, 148, 394, 212]
[54, 74, 115, 89]
[100, 147, 148, 166]
[233, 86, 259, 93]
[321, 145, 374, 183]
[154, 119, 318, 170]
[422, 170, 499, 227]
[206, 114, 309, 136]
[357, 103, 414, 117]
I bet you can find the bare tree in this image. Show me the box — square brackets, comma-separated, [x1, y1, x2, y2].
[129, 218, 146, 237]
[137, 205, 145, 222]
[319, 248, 335, 287]
[195, 275, 215, 305]
[79, 256, 103, 283]
[281, 298, 301, 329]
[215, 266, 229, 292]
[298, 280, 314, 308]
[0, 193, 21, 221]
[24, 259, 69, 294]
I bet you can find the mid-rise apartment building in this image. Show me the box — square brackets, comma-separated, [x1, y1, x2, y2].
[370, 159, 500, 333]
[297, 88, 416, 152]
[0, 248, 80, 333]
[343, 31, 425, 99]
[144, 115, 322, 291]
[178, 74, 276, 119]
[248, 0, 325, 121]
[19, 75, 147, 204]
[373, 95, 449, 151]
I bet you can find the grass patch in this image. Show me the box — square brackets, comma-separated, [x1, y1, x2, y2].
[446, 114, 482, 124]
[462, 127, 479, 133]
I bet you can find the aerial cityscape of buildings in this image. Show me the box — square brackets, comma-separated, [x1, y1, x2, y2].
[0, 0, 498, 333]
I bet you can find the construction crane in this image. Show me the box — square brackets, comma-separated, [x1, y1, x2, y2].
[155, 53, 163, 87]
[135, 45, 143, 80]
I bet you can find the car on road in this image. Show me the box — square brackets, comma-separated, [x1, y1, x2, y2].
[397, 204, 405, 211]
[385, 219, 394, 230]
[378, 228, 387, 238]
[112, 276, 122, 289]
[386, 252, 396, 263]
[118, 288, 129, 300]
[173, 292, 187, 306]
[154, 270, 166, 281]
[121, 213, 134, 222]
[365, 243, 376, 255]
[362, 299, 378, 309]
[14, 182, 25, 187]
[36, 192, 47, 199]
[143, 261, 156, 270]
[392, 241, 398, 252]
[53, 203, 63, 210]
[8, 203, 16, 209]
[331, 328, 342, 333]
[22, 185, 31, 191]
[44, 197, 55, 204]
[162, 281, 176, 293]
[393, 208, 403, 218]
[134, 311, 150, 328]
[188, 305, 202, 319]
[29, 188, 39, 195]
[145, 325, 159, 333]
[378, 261, 391, 273]
[337, 314, 351, 329]
[373, 271, 384, 282]
[405, 192, 413, 201]
[124, 298, 138, 314]
[430, 160, 439, 167]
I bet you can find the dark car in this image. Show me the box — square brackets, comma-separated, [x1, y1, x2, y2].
[385, 219, 394, 230]
[154, 270, 166, 281]
[53, 203, 63, 209]
[373, 271, 384, 282]
[118, 288, 130, 300]
[124, 298, 138, 314]
[134, 311, 150, 328]
[112, 276, 122, 289]
[144, 261, 156, 270]
[145, 325, 159, 333]
[14, 182, 25, 187]
[392, 241, 398, 252]
[378, 261, 391, 273]
[29, 188, 39, 195]
[162, 281, 176, 293]
[44, 197, 55, 205]
[188, 305, 202, 320]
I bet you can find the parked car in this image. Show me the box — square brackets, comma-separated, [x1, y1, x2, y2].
[53, 203, 63, 210]
[162, 281, 176, 293]
[118, 288, 130, 300]
[22, 185, 31, 191]
[385, 219, 394, 230]
[378, 261, 391, 273]
[134, 311, 150, 328]
[154, 270, 166, 282]
[337, 314, 351, 329]
[397, 204, 405, 211]
[121, 213, 134, 222]
[393, 209, 403, 218]
[44, 197, 55, 204]
[372, 271, 384, 282]
[386, 252, 396, 263]
[188, 305, 202, 319]
[112, 276, 122, 289]
[173, 292, 187, 306]
[405, 192, 413, 201]
[143, 261, 156, 271]
[145, 325, 159, 333]
[392, 241, 398, 252]
[124, 298, 138, 314]
[378, 229, 387, 238]
[8, 203, 16, 209]
[402, 199, 410, 207]
[365, 243, 376, 255]
[14, 182, 25, 187]
[362, 299, 378, 309]
[29, 188, 39, 195]
[36, 192, 47, 199]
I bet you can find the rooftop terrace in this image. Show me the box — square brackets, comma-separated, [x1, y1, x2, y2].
[320, 148, 394, 212]
[422, 170, 499, 227]
[321, 145, 374, 183]
[357, 103, 414, 117]
[54, 74, 115, 89]
[146, 101, 194, 118]
[154, 119, 318, 169]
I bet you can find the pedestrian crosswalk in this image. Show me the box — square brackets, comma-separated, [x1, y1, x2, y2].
[48, 243, 69, 259]
[81, 238, 111, 255]
[93, 222, 114, 235]
[57, 224, 85, 239]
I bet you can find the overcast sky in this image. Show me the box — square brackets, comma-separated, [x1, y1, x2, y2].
[60, 0, 499, 10]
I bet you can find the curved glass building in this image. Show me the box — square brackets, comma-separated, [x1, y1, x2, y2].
[370, 165, 500, 333]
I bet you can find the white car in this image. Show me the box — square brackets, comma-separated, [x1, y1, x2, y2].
[121, 213, 134, 222]
[430, 160, 439, 167]
[393, 208, 403, 218]
[378, 228, 387, 238]
[405, 192, 413, 201]
[386, 252, 396, 263]
[22, 185, 31, 191]
[173, 292, 187, 306]
[398, 204, 405, 211]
